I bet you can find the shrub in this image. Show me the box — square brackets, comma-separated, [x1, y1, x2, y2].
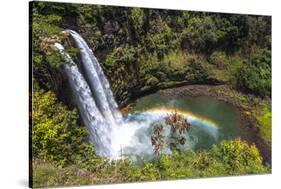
[185, 59, 209, 82]
[104, 45, 138, 70]
[210, 138, 268, 174]
[32, 89, 97, 166]
[257, 103, 272, 143]
[145, 75, 159, 87]
[127, 8, 145, 41]
[181, 16, 221, 53]
[237, 48, 271, 97]
[145, 25, 180, 58]
[209, 51, 228, 69]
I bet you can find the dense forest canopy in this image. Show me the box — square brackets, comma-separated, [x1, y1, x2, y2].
[30, 1, 271, 187]
[31, 1, 271, 101]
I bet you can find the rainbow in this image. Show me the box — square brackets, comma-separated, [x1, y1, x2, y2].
[141, 107, 220, 130]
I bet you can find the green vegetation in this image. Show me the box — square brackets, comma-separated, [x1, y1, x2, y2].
[32, 88, 104, 167]
[31, 2, 271, 100]
[30, 1, 271, 187]
[32, 139, 269, 187]
[257, 102, 272, 144]
[237, 48, 271, 97]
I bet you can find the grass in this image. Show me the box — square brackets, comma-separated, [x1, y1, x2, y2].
[257, 103, 272, 144]
[203, 55, 244, 84]
[32, 161, 101, 188]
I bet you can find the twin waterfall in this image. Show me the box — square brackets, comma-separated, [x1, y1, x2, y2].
[55, 30, 124, 158]
[55, 30, 218, 160]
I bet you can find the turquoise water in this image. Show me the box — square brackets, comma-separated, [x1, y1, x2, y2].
[129, 93, 243, 151]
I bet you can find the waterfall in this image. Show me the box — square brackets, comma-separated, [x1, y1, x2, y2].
[55, 42, 121, 157]
[55, 33, 155, 160]
[66, 30, 123, 125]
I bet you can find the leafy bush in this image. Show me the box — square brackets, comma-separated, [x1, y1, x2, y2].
[145, 25, 180, 58]
[134, 139, 268, 181]
[32, 89, 98, 166]
[257, 102, 272, 143]
[209, 51, 228, 69]
[104, 45, 137, 69]
[181, 16, 222, 53]
[31, 4, 79, 92]
[145, 75, 159, 87]
[237, 48, 271, 97]
[103, 45, 140, 100]
[211, 139, 265, 174]
[127, 8, 145, 42]
[185, 59, 209, 82]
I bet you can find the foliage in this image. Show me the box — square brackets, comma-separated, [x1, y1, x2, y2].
[210, 139, 268, 174]
[32, 1, 271, 101]
[104, 45, 137, 69]
[145, 75, 159, 87]
[32, 6, 64, 66]
[103, 44, 140, 101]
[209, 51, 228, 69]
[31, 5, 67, 93]
[237, 48, 271, 97]
[257, 102, 272, 143]
[127, 8, 145, 42]
[145, 25, 180, 58]
[32, 139, 270, 187]
[181, 16, 222, 53]
[32, 89, 99, 166]
[32, 3, 81, 92]
[135, 139, 269, 179]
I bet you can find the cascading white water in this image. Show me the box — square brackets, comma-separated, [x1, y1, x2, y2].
[55, 30, 220, 160]
[66, 30, 123, 125]
[55, 30, 129, 158]
[55, 43, 113, 156]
